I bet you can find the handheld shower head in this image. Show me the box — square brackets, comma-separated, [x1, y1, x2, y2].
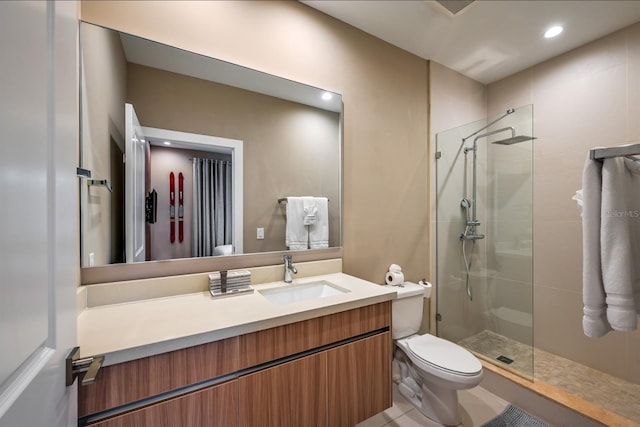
[460, 198, 472, 223]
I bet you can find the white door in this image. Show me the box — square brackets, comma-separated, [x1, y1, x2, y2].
[0, 2, 78, 427]
[125, 103, 149, 263]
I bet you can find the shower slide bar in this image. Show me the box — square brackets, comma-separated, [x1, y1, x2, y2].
[590, 142, 640, 161]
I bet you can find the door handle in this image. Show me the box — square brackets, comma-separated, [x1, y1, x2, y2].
[65, 347, 105, 386]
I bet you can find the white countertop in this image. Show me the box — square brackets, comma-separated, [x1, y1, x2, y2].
[78, 273, 396, 366]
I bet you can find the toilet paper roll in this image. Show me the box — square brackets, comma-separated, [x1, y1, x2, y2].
[385, 271, 405, 286]
[389, 264, 402, 273]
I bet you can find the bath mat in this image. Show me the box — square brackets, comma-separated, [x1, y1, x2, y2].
[481, 404, 552, 427]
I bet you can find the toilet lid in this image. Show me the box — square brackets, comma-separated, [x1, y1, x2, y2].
[406, 334, 482, 376]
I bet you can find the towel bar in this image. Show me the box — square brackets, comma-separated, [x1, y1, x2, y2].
[590, 142, 640, 161]
[278, 197, 329, 204]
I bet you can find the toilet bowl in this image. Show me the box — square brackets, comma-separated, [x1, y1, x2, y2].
[390, 282, 483, 426]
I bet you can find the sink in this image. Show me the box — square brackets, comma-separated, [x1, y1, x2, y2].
[259, 280, 349, 305]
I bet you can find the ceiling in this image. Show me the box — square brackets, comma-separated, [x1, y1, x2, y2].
[302, 1, 640, 84]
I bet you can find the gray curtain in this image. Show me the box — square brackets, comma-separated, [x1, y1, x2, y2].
[192, 158, 232, 257]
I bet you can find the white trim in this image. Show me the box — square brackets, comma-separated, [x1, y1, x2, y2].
[0, 346, 55, 418]
[142, 127, 244, 254]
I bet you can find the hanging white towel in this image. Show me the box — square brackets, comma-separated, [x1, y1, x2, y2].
[581, 154, 611, 337]
[285, 197, 308, 250]
[600, 157, 640, 332]
[309, 197, 329, 249]
[581, 153, 640, 337]
[302, 196, 318, 225]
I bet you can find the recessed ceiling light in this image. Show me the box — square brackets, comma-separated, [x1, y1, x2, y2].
[544, 25, 563, 39]
[163, 141, 171, 146]
[322, 92, 333, 101]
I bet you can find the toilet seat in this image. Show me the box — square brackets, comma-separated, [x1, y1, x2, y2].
[400, 334, 482, 380]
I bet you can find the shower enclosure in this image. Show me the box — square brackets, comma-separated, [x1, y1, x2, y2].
[435, 105, 534, 379]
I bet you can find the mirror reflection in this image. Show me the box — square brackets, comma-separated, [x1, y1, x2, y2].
[80, 22, 342, 267]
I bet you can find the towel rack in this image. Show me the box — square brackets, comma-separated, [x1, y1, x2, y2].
[278, 197, 329, 204]
[88, 179, 113, 192]
[590, 142, 640, 161]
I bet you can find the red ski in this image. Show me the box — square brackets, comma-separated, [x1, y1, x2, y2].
[169, 172, 175, 243]
[178, 172, 184, 243]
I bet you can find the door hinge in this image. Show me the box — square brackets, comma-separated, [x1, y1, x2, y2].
[436, 313, 442, 321]
[435, 151, 442, 160]
[65, 347, 105, 386]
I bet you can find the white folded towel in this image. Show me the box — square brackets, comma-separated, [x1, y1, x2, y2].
[581, 154, 611, 337]
[286, 197, 308, 250]
[302, 196, 318, 225]
[600, 157, 640, 332]
[309, 197, 329, 249]
[572, 189, 583, 216]
[581, 153, 640, 337]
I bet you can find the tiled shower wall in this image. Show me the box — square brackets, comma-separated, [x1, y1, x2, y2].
[487, 22, 640, 383]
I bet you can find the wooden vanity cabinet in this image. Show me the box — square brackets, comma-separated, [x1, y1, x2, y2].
[78, 337, 239, 417]
[327, 332, 392, 427]
[239, 352, 327, 427]
[238, 332, 391, 427]
[89, 380, 238, 427]
[80, 302, 391, 427]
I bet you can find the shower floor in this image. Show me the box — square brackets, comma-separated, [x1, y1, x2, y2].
[458, 330, 640, 424]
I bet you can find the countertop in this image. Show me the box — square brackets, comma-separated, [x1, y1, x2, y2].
[78, 272, 397, 366]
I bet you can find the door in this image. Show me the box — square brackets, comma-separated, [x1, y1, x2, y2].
[327, 333, 392, 426]
[124, 103, 148, 263]
[238, 353, 327, 427]
[0, 2, 78, 426]
[88, 381, 238, 427]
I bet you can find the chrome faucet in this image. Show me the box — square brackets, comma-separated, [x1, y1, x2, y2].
[283, 255, 297, 283]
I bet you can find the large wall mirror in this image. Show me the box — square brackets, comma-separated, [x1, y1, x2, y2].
[80, 22, 343, 280]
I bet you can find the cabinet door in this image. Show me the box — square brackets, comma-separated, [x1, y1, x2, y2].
[239, 353, 327, 427]
[90, 380, 238, 427]
[327, 332, 392, 427]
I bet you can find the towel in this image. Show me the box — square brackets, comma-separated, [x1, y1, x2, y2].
[285, 197, 308, 250]
[581, 154, 611, 337]
[302, 196, 317, 225]
[600, 157, 640, 331]
[309, 197, 329, 249]
[581, 154, 640, 337]
[572, 189, 583, 216]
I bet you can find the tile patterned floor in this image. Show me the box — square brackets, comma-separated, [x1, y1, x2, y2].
[356, 383, 509, 427]
[458, 330, 640, 424]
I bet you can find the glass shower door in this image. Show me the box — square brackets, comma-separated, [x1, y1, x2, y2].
[435, 105, 534, 380]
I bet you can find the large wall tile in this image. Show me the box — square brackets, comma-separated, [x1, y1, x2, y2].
[628, 329, 640, 384]
[533, 220, 582, 293]
[534, 285, 628, 379]
[628, 22, 640, 141]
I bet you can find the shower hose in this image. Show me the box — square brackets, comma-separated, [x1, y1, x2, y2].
[461, 227, 474, 301]
[460, 198, 474, 301]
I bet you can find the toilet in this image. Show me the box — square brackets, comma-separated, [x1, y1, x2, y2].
[390, 282, 483, 426]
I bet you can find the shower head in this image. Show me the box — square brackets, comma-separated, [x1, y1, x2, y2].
[473, 126, 535, 146]
[492, 135, 537, 145]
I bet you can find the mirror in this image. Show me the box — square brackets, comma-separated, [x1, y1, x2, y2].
[80, 22, 342, 268]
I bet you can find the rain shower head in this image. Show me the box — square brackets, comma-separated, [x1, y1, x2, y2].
[492, 135, 536, 145]
[473, 126, 535, 146]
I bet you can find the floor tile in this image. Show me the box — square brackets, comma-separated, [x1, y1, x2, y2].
[357, 383, 508, 427]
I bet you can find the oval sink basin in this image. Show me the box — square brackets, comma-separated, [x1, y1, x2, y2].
[259, 280, 349, 305]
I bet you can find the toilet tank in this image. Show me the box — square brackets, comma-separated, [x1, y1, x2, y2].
[390, 282, 428, 339]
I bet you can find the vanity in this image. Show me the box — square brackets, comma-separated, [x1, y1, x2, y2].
[75, 15, 387, 427]
[77, 261, 396, 427]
